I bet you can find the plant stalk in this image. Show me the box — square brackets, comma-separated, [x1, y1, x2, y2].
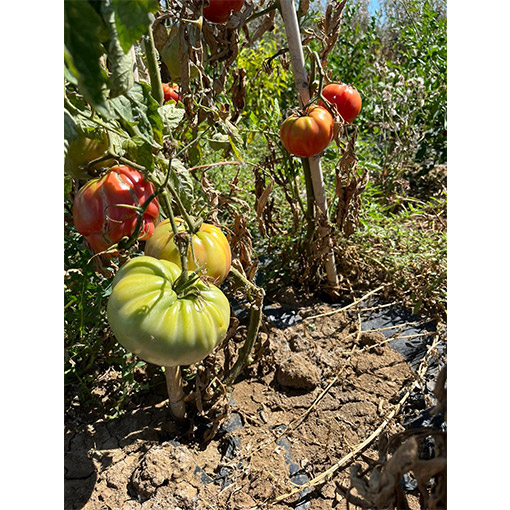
[143, 23, 164, 105]
[164, 365, 186, 419]
[279, 0, 339, 291]
[245, 1, 279, 23]
[160, 191, 189, 280]
[224, 266, 265, 389]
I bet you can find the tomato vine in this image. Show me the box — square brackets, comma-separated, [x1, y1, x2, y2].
[65, 0, 367, 419]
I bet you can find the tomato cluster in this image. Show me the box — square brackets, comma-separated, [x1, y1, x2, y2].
[280, 82, 362, 158]
[72, 160, 233, 370]
[106, 218, 232, 368]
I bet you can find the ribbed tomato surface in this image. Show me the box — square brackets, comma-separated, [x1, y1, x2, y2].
[73, 165, 159, 254]
[107, 256, 231, 367]
[280, 105, 334, 158]
[145, 218, 232, 284]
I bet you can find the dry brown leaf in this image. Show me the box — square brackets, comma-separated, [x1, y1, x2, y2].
[255, 178, 274, 237]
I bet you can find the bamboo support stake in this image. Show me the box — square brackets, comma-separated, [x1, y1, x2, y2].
[279, 0, 339, 290]
[164, 365, 186, 419]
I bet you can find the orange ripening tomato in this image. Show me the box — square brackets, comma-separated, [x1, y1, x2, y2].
[162, 82, 180, 103]
[73, 166, 160, 254]
[204, 0, 244, 23]
[144, 218, 232, 284]
[319, 83, 362, 123]
[280, 105, 334, 158]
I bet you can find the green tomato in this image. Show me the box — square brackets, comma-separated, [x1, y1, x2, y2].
[64, 130, 112, 180]
[107, 256, 231, 367]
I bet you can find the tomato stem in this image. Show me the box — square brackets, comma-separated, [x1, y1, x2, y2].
[244, 1, 280, 24]
[164, 365, 186, 420]
[300, 52, 338, 118]
[161, 191, 190, 281]
[172, 266, 205, 298]
[117, 165, 172, 251]
[224, 265, 265, 389]
[143, 23, 164, 105]
[104, 152, 148, 173]
[175, 117, 212, 159]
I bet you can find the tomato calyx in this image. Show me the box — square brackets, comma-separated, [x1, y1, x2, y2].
[190, 216, 204, 235]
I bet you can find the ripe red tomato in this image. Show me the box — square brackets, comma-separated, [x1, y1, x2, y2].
[319, 83, 362, 123]
[73, 166, 160, 254]
[280, 105, 334, 158]
[203, 0, 244, 24]
[162, 82, 180, 104]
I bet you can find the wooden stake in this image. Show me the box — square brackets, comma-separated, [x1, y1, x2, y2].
[279, 0, 339, 290]
[164, 365, 186, 419]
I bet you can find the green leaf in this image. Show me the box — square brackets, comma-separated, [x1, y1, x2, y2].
[159, 103, 185, 135]
[64, 61, 78, 86]
[224, 120, 244, 160]
[64, 0, 110, 115]
[208, 133, 230, 151]
[108, 129, 128, 157]
[187, 143, 202, 166]
[169, 159, 194, 210]
[112, 0, 159, 54]
[108, 82, 162, 146]
[122, 136, 154, 171]
[128, 82, 164, 145]
[64, 174, 73, 200]
[101, 0, 134, 98]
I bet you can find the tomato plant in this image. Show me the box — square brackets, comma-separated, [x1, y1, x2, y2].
[162, 82, 180, 103]
[73, 165, 160, 254]
[107, 256, 231, 367]
[203, 0, 244, 24]
[145, 218, 232, 284]
[280, 105, 334, 158]
[65, 130, 111, 180]
[319, 83, 362, 123]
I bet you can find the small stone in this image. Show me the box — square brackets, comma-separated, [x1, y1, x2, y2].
[359, 331, 386, 354]
[359, 331, 386, 347]
[130, 443, 196, 501]
[289, 334, 310, 352]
